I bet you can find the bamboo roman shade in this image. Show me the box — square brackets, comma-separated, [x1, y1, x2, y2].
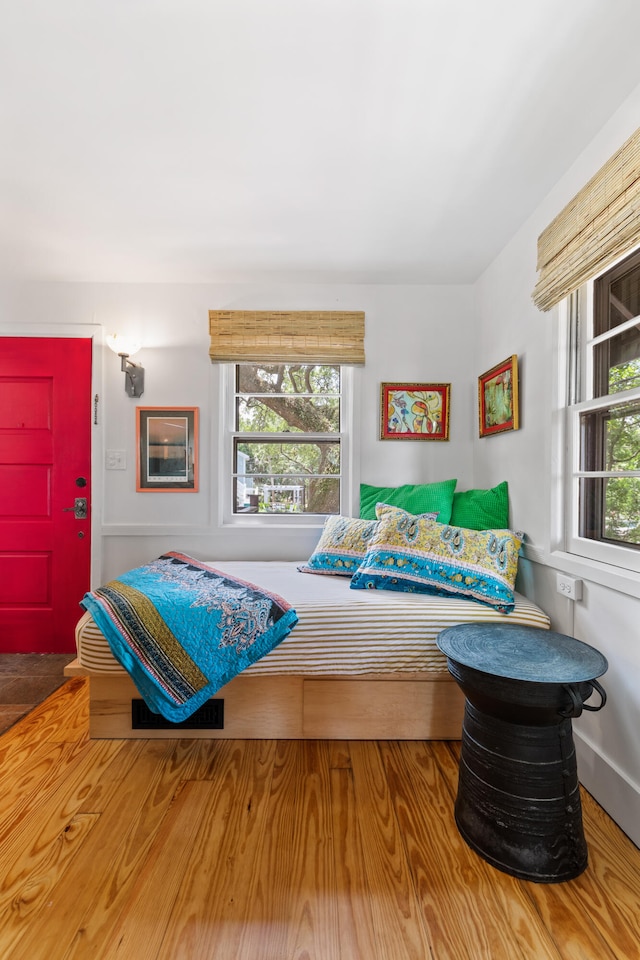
[533, 125, 640, 312]
[208, 310, 365, 364]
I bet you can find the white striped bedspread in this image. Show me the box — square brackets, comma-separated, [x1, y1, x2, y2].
[75, 560, 551, 678]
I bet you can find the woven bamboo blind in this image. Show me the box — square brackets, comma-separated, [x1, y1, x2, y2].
[533, 125, 640, 312]
[208, 310, 365, 364]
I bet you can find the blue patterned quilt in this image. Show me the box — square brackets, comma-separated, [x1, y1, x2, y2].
[80, 552, 298, 722]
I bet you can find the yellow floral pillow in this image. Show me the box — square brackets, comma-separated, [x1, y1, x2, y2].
[351, 504, 522, 612]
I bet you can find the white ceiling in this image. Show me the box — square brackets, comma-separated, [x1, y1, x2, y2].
[2, 0, 640, 285]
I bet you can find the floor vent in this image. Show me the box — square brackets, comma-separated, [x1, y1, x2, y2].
[131, 698, 224, 730]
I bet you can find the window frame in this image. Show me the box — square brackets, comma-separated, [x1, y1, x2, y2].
[562, 251, 640, 575]
[218, 362, 355, 527]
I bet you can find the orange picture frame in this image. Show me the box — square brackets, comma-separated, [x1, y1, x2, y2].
[136, 406, 199, 492]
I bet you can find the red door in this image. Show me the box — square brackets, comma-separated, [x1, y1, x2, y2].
[0, 337, 92, 653]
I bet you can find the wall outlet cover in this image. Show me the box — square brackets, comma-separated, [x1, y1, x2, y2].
[106, 450, 127, 470]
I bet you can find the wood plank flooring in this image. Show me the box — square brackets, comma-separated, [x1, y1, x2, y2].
[0, 654, 75, 734]
[0, 678, 639, 960]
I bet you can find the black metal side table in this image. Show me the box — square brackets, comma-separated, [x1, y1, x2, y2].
[436, 622, 607, 883]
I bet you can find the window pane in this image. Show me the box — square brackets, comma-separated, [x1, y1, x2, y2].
[236, 364, 340, 394]
[236, 396, 340, 433]
[593, 332, 640, 396]
[580, 403, 640, 472]
[579, 477, 640, 547]
[572, 250, 640, 562]
[234, 475, 340, 514]
[234, 440, 340, 514]
[236, 440, 340, 476]
[608, 264, 640, 330]
[594, 249, 640, 397]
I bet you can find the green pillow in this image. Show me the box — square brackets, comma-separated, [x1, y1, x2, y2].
[359, 479, 457, 523]
[450, 481, 509, 530]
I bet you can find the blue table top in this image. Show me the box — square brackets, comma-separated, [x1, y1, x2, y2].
[436, 623, 608, 683]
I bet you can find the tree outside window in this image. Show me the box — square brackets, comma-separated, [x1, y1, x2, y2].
[233, 363, 342, 515]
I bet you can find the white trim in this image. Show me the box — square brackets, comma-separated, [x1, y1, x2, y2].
[522, 541, 640, 599]
[572, 471, 640, 479]
[574, 731, 640, 849]
[587, 312, 640, 348]
[0, 321, 104, 585]
[100, 523, 321, 538]
[101, 524, 214, 536]
[552, 547, 640, 597]
[569, 384, 640, 414]
[550, 298, 570, 556]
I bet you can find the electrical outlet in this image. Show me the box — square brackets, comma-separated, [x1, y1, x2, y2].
[556, 573, 583, 601]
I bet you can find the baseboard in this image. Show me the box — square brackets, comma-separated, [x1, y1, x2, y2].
[575, 730, 640, 850]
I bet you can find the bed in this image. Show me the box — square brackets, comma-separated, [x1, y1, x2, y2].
[65, 559, 551, 740]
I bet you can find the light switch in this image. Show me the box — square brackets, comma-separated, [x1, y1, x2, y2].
[106, 449, 127, 470]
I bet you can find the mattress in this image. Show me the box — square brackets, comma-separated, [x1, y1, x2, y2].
[75, 560, 551, 678]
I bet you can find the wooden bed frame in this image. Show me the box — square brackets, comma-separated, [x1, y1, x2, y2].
[64, 660, 465, 740]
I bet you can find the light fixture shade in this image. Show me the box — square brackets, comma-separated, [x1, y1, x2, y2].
[106, 333, 142, 357]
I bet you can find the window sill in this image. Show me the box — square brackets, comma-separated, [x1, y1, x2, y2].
[219, 515, 327, 531]
[523, 543, 640, 600]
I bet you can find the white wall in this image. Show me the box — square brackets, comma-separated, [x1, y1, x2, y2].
[475, 82, 640, 847]
[0, 280, 475, 579]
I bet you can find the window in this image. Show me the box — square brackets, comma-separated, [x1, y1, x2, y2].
[565, 247, 640, 570]
[225, 362, 350, 518]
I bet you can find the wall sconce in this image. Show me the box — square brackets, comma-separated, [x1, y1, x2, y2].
[106, 334, 145, 398]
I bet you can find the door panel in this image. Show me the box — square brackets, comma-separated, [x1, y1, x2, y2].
[0, 553, 51, 603]
[0, 378, 52, 428]
[0, 464, 52, 514]
[0, 337, 92, 652]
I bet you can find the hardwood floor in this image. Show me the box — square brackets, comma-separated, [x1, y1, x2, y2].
[0, 679, 639, 960]
[0, 654, 75, 734]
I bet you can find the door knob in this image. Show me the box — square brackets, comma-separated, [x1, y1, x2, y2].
[63, 497, 88, 519]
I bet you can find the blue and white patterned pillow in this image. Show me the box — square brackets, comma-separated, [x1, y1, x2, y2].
[351, 504, 522, 612]
[298, 515, 380, 576]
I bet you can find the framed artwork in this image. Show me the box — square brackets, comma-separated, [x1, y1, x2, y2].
[478, 356, 519, 438]
[136, 407, 199, 492]
[380, 382, 450, 440]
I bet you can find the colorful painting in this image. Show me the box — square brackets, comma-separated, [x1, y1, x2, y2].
[380, 383, 450, 441]
[478, 356, 519, 437]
